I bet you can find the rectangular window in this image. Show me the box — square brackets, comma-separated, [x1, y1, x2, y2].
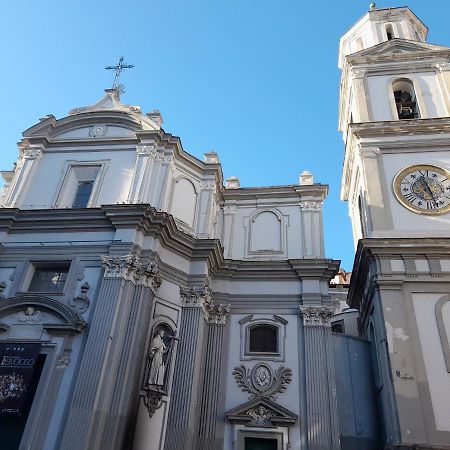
[72, 180, 94, 208]
[245, 437, 278, 450]
[28, 266, 69, 293]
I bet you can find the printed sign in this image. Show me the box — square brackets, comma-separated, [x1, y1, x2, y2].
[0, 343, 41, 415]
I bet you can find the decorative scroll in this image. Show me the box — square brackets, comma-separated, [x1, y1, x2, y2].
[179, 285, 212, 307]
[101, 255, 162, 289]
[0, 343, 41, 414]
[70, 282, 90, 313]
[233, 363, 293, 401]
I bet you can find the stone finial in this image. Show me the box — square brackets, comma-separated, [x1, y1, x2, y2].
[226, 176, 240, 189]
[299, 171, 313, 186]
[204, 151, 219, 164]
[369, 3, 376, 11]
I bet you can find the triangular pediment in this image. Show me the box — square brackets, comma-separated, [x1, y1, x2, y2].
[351, 39, 450, 58]
[226, 398, 297, 428]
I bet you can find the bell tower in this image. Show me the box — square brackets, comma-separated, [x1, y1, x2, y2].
[339, 4, 450, 450]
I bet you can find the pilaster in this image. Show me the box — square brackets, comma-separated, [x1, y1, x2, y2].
[59, 255, 161, 450]
[436, 62, 450, 116]
[164, 286, 211, 450]
[299, 305, 340, 450]
[351, 68, 370, 122]
[5, 145, 43, 207]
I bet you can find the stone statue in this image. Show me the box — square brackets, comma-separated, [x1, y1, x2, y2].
[147, 329, 167, 386]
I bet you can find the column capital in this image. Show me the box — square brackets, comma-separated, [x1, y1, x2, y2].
[136, 144, 157, 156]
[101, 255, 162, 289]
[180, 285, 212, 307]
[299, 201, 322, 212]
[358, 146, 381, 159]
[21, 145, 43, 160]
[299, 305, 335, 326]
[351, 68, 366, 80]
[203, 302, 230, 325]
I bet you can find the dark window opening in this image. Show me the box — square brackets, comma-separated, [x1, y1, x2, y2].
[332, 321, 345, 334]
[72, 180, 94, 208]
[245, 437, 278, 450]
[0, 354, 46, 450]
[386, 31, 393, 40]
[28, 266, 69, 293]
[249, 325, 278, 353]
[394, 89, 420, 119]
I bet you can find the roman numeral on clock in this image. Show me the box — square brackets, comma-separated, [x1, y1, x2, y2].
[404, 193, 416, 202]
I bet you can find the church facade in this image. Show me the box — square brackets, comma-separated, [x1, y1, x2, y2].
[0, 5, 449, 450]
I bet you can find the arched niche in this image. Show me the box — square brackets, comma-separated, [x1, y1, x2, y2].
[249, 210, 283, 253]
[169, 177, 198, 227]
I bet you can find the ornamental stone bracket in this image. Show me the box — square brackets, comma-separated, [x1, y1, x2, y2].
[69, 282, 90, 314]
[141, 388, 164, 418]
[299, 305, 335, 326]
[358, 146, 381, 159]
[101, 255, 162, 290]
[179, 285, 230, 325]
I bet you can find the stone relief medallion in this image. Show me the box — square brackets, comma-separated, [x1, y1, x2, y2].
[89, 124, 107, 138]
[251, 364, 273, 392]
[246, 405, 273, 426]
[233, 363, 292, 400]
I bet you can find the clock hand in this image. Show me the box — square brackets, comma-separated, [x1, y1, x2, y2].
[420, 176, 436, 201]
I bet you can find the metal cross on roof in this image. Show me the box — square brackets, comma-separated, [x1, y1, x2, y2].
[105, 57, 135, 91]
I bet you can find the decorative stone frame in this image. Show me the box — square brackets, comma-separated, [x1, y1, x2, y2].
[239, 315, 287, 362]
[243, 208, 288, 259]
[0, 294, 86, 449]
[53, 160, 109, 208]
[235, 426, 287, 450]
[15, 258, 78, 302]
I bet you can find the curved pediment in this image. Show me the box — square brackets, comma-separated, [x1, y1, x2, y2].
[0, 294, 86, 333]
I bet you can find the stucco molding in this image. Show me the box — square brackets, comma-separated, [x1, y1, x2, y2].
[101, 255, 162, 289]
[436, 62, 450, 72]
[136, 144, 157, 156]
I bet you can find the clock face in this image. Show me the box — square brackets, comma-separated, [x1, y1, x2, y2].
[393, 164, 450, 215]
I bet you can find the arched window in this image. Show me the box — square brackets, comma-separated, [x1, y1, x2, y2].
[392, 79, 420, 119]
[386, 24, 394, 41]
[249, 325, 278, 353]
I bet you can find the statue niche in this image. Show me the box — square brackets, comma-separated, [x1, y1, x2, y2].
[142, 323, 176, 417]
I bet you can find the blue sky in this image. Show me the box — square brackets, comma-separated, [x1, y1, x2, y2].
[1, 1, 449, 269]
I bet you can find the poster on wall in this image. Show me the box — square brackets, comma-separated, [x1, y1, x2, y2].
[0, 343, 42, 415]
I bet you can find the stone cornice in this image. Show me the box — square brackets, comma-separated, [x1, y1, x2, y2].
[101, 255, 162, 289]
[348, 237, 450, 310]
[0, 206, 341, 282]
[222, 184, 328, 201]
[349, 117, 450, 138]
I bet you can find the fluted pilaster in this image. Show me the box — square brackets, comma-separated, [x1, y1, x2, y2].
[299, 305, 340, 450]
